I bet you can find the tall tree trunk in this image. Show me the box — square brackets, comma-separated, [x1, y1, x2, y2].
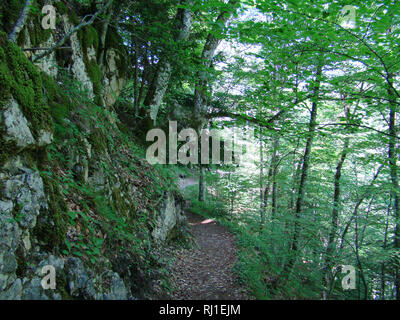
[259, 135, 264, 227]
[263, 136, 279, 221]
[283, 61, 323, 277]
[271, 157, 279, 219]
[322, 107, 351, 299]
[142, 0, 193, 125]
[354, 199, 370, 300]
[97, 1, 112, 69]
[192, 0, 237, 131]
[381, 195, 391, 299]
[387, 73, 400, 300]
[198, 165, 206, 201]
[8, 0, 33, 43]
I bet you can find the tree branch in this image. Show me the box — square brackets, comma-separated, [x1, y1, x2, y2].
[32, 0, 114, 62]
[8, 0, 33, 43]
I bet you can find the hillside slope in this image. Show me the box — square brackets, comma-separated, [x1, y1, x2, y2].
[0, 1, 189, 300]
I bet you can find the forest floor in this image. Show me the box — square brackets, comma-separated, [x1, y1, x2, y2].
[167, 211, 253, 300]
[167, 178, 253, 300]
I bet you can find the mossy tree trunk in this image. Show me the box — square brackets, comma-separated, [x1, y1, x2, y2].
[142, 0, 193, 126]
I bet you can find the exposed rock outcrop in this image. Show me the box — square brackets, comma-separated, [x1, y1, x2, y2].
[0, 1, 187, 300]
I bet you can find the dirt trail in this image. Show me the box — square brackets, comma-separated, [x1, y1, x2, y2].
[168, 210, 252, 300]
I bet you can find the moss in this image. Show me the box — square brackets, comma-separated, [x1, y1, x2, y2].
[77, 26, 103, 101]
[2, 39, 53, 136]
[80, 26, 99, 52]
[0, 31, 56, 165]
[57, 274, 73, 300]
[0, 57, 12, 104]
[41, 72, 74, 126]
[105, 28, 127, 79]
[54, 1, 68, 15]
[88, 127, 107, 153]
[27, 16, 52, 47]
[32, 173, 68, 252]
[15, 245, 28, 278]
[86, 59, 102, 96]
[111, 186, 130, 217]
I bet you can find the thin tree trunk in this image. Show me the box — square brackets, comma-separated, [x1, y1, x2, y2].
[381, 195, 391, 299]
[259, 135, 264, 227]
[8, 0, 33, 43]
[284, 61, 323, 277]
[142, 0, 193, 125]
[322, 107, 351, 299]
[198, 165, 206, 202]
[97, 1, 112, 68]
[262, 136, 279, 224]
[387, 73, 400, 300]
[192, 0, 237, 131]
[354, 201, 369, 300]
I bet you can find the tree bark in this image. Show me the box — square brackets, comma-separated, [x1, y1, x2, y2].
[263, 136, 279, 224]
[8, 0, 33, 43]
[192, 0, 238, 131]
[387, 73, 400, 300]
[322, 107, 351, 299]
[198, 165, 206, 202]
[283, 61, 323, 277]
[97, 1, 113, 68]
[142, 0, 193, 125]
[33, 0, 114, 62]
[381, 196, 391, 299]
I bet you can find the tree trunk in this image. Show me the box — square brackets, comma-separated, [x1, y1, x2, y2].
[259, 136, 264, 227]
[192, 0, 237, 131]
[198, 165, 206, 202]
[97, 1, 112, 68]
[387, 73, 400, 300]
[284, 61, 323, 277]
[322, 107, 350, 298]
[263, 136, 279, 220]
[8, 0, 33, 43]
[142, 0, 193, 125]
[381, 196, 391, 299]
[354, 200, 369, 300]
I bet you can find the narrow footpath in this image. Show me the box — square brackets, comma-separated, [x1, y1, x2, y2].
[168, 178, 253, 300]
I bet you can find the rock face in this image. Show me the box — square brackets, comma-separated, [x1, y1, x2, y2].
[152, 193, 186, 242]
[102, 49, 127, 106]
[0, 1, 187, 300]
[2, 98, 35, 149]
[61, 14, 95, 99]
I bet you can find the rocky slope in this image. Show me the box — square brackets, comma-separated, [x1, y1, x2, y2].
[0, 0, 189, 300]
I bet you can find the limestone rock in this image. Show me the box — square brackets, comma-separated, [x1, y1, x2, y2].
[2, 98, 35, 149]
[0, 279, 22, 300]
[2, 170, 47, 229]
[152, 193, 185, 242]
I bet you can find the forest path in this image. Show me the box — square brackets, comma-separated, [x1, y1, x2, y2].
[167, 179, 252, 300]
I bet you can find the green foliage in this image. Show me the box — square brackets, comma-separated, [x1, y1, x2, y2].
[0, 32, 52, 136]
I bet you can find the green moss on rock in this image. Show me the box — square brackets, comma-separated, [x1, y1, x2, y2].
[33, 173, 68, 252]
[0, 36, 52, 137]
[41, 72, 74, 126]
[77, 26, 103, 100]
[105, 28, 127, 79]
[88, 127, 107, 153]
